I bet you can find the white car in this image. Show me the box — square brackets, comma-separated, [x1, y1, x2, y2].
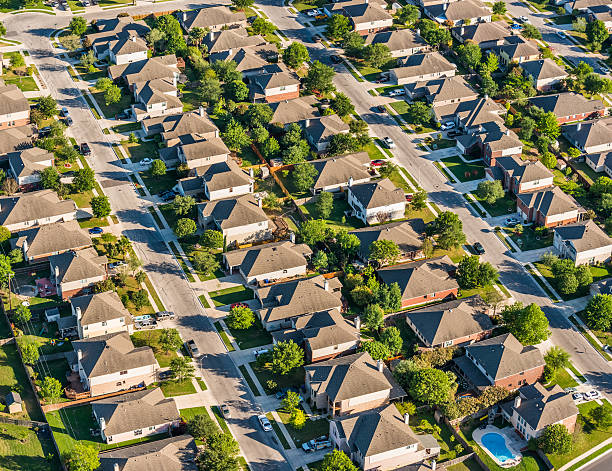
[388, 89, 405, 97]
[572, 392, 583, 401]
[519, 16, 530, 23]
[440, 122, 456, 131]
[585, 390, 600, 400]
[383, 137, 395, 149]
[140, 158, 153, 166]
[306, 9, 317, 16]
[258, 415, 272, 432]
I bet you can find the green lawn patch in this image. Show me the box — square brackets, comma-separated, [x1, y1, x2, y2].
[509, 227, 553, 252]
[226, 318, 272, 350]
[179, 243, 224, 281]
[572, 161, 599, 185]
[239, 365, 261, 396]
[67, 189, 94, 208]
[434, 161, 457, 183]
[387, 167, 413, 193]
[168, 241, 196, 283]
[570, 315, 612, 361]
[446, 458, 483, 471]
[121, 140, 159, 163]
[459, 283, 504, 302]
[0, 423, 62, 471]
[160, 378, 197, 397]
[139, 170, 177, 195]
[276, 405, 329, 446]
[534, 262, 611, 301]
[89, 87, 132, 118]
[214, 321, 235, 352]
[196, 377, 207, 391]
[159, 203, 181, 229]
[77, 217, 109, 229]
[364, 141, 385, 160]
[115, 275, 155, 316]
[148, 206, 165, 229]
[180, 405, 211, 422]
[388, 100, 438, 133]
[209, 285, 254, 307]
[565, 442, 612, 471]
[199, 294, 211, 309]
[404, 205, 436, 224]
[472, 192, 516, 217]
[526, 264, 560, 302]
[250, 361, 304, 395]
[301, 198, 364, 231]
[547, 367, 578, 389]
[131, 329, 180, 368]
[440, 156, 485, 182]
[82, 93, 102, 119]
[74, 63, 106, 82]
[143, 274, 165, 312]
[1, 74, 38, 92]
[111, 122, 141, 134]
[265, 412, 292, 449]
[211, 405, 231, 435]
[237, 145, 261, 167]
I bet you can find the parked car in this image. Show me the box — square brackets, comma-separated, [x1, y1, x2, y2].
[220, 404, 231, 418]
[186, 339, 201, 358]
[371, 159, 385, 167]
[473, 242, 485, 255]
[383, 137, 395, 149]
[405, 193, 413, 202]
[108, 261, 127, 269]
[159, 370, 173, 380]
[88, 226, 104, 235]
[80, 143, 91, 156]
[61, 107, 69, 117]
[511, 23, 522, 30]
[330, 54, 342, 64]
[140, 158, 153, 166]
[160, 190, 176, 202]
[447, 130, 462, 138]
[519, 16, 529, 23]
[376, 105, 386, 113]
[306, 9, 317, 16]
[387, 89, 405, 97]
[258, 415, 272, 432]
[65, 116, 73, 126]
[302, 437, 331, 453]
[504, 217, 520, 227]
[231, 303, 248, 310]
[585, 390, 600, 400]
[440, 122, 456, 131]
[156, 311, 176, 321]
[572, 392, 583, 401]
[38, 126, 51, 137]
[135, 319, 157, 329]
[376, 76, 389, 83]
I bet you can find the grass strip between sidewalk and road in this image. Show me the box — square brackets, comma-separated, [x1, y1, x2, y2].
[569, 316, 612, 361]
[169, 241, 195, 282]
[214, 321, 235, 352]
[265, 413, 292, 450]
[526, 265, 560, 302]
[198, 294, 211, 309]
[239, 365, 261, 397]
[147, 206, 164, 229]
[143, 274, 165, 312]
[565, 443, 612, 471]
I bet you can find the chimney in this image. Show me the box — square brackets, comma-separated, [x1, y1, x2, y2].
[377, 359, 383, 372]
[249, 168, 254, 178]
[443, 2, 448, 10]
[76, 307, 82, 320]
[258, 197, 262, 208]
[290, 231, 296, 243]
[77, 349, 82, 361]
[577, 122, 582, 131]
[460, 26, 465, 35]
[131, 36, 136, 42]
[348, 176, 354, 187]
[22, 239, 28, 256]
[505, 129, 510, 136]
[324, 279, 329, 291]
[99, 417, 106, 431]
[198, 106, 205, 117]
[114, 463, 120, 471]
[304, 118, 310, 127]
[432, 460, 437, 471]
[484, 94, 488, 100]
[54, 265, 59, 279]
[209, 31, 215, 41]
[404, 412, 410, 424]
[514, 395, 522, 408]
[416, 29, 420, 36]
[354, 316, 361, 330]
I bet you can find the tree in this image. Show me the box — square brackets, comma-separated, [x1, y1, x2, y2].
[8, 249, 22, 265]
[418, 19, 451, 47]
[360, 340, 390, 360]
[104, 85, 121, 106]
[406, 101, 432, 126]
[201, 230, 224, 249]
[320, 450, 359, 471]
[198, 432, 241, 471]
[226, 305, 255, 330]
[155, 15, 186, 54]
[397, 5, 420, 25]
[316, 192, 334, 219]
[251, 17, 276, 35]
[336, 230, 360, 258]
[305, 61, 335, 94]
[131, 289, 149, 310]
[518, 116, 536, 141]
[38, 96, 57, 117]
[173, 195, 196, 216]
[544, 346, 570, 373]
[222, 118, 251, 151]
[381, 326, 403, 355]
[539, 424, 572, 454]
[327, 14, 351, 40]
[409, 368, 455, 405]
[246, 103, 274, 127]
[541, 151, 557, 170]
[40, 376, 62, 400]
[587, 19, 608, 48]
[369, 240, 400, 266]
[343, 31, 365, 57]
[363, 304, 384, 330]
[175, 218, 197, 238]
[589, 405, 612, 428]
[232, 0, 254, 10]
[188, 414, 219, 440]
[476, 180, 504, 205]
[192, 250, 220, 277]
[151, 159, 166, 176]
[522, 24, 542, 40]
[67, 442, 100, 471]
[331, 93, 354, 117]
[211, 60, 241, 83]
[135, 271, 146, 285]
[283, 42, 310, 69]
[170, 357, 195, 382]
[282, 390, 302, 412]
[584, 294, 612, 331]
[96, 77, 112, 91]
[456, 255, 480, 289]
[537, 111, 561, 140]
[40, 166, 61, 190]
[293, 162, 318, 192]
[483, 53, 499, 75]
[0, 227, 9, 244]
[271, 340, 304, 375]
[362, 43, 392, 68]
[72, 167, 96, 192]
[492, 1, 507, 14]
[89, 196, 111, 218]
[457, 41, 482, 70]
[502, 302, 550, 345]
[14, 303, 31, 325]
[300, 219, 327, 245]
[69, 16, 87, 36]
[80, 50, 96, 71]
[199, 76, 222, 104]
[225, 80, 249, 102]
[159, 328, 182, 353]
[410, 189, 428, 211]
[188, 27, 207, 47]
[432, 211, 466, 249]
[0, 254, 11, 290]
[20, 341, 39, 365]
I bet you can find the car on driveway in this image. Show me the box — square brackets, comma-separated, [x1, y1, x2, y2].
[371, 159, 385, 167]
[504, 217, 520, 227]
[519, 16, 530, 23]
[186, 339, 201, 358]
[572, 392, 583, 401]
[387, 89, 405, 97]
[511, 23, 522, 30]
[585, 390, 600, 400]
[473, 242, 485, 255]
[330, 54, 342, 64]
[440, 122, 456, 131]
[80, 143, 91, 156]
[140, 158, 153, 166]
[108, 261, 126, 269]
[221, 404, 231, 418]
[376, 105, 386, 113]
[556, 30, 566, 38]
[258, 415, 272, 432]
[383, 137, 395, 149]
[88, 226, 104, 235]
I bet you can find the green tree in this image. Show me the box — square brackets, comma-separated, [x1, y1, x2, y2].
[362, 43, 392, 68]
[40, 376, 62, 400]
[67, 442, 100, 471]
[584, 294, 612, 331]
[130, 289, 149, 310]
[222, 118, 251, 151]
[360, 340, 390, 360]
[187, 27, 207, 47]
[312, 251, 328, 273]
[587, 19, 608, 48]
[336, 230, 360, 257]
[539, 424, 572, 454]
[320, 450, 358, 471]
[261, 136, 280, 158]
[0, 227, 9, 244]
[518, 116, 536, 141]
[104, 85, 122, 106]
[40, 166, 61, 190]
[192, 250, 220, 277]
[343, 31, 365, 57]
[188, 414, 219, 440]
[492, 1, 506, 14]
[19, 341, 39, 365]
[96, 77, 113, 91]
[411, 189, 428, 210]
[541, 151, 557, 170]
[522, 24, 542, 40]
[483, 53, 499, 74]
[316, 191, 334, 219]
[90, 196, 111, 218]
[293, 162, 318, 192]
[226, 305, 255, 330]
[197, 432, 240, 471]
[251, 17, 276, 35]
[151, 159, 166, 176]
[476, 180, 504, 204]
[589, 405, 612, 428]
[174, 218, 197, 238]
[410, 368, 455, 405]
[271, 340, 304, 375]
[38, 96, 57, 117]
[397, 5, 420, 25]
[9, 248, 22, 265]
[0, 22, 6, 37]
[155, 15, 186, 54]
[432, 211, 466, 249]
[327, 14, 351, 40]
[544, 346, 570, 372]
[72, 167, 96, 192]
[173, 195, 196, 216]
[381, 326, 403, 355]
[406, 101, 432, 126]
[331, 93, 355, 117]
[457, 41, 482, 70]
[0, 254, 13, 289]
[456, 255, 480, 289]
[199, 76, 222, 104]
[201, 230, 224, 249]
[418, 19, 451, 46]
[252, 125, 269, 144]
[502, 302, 550, 345]
[14, 303, 31, 325]
[282, 390, 302, 412]
[363, 303, 384, 330]
[232, 0, 254, 10]
[246, 103, 274, 127]
[225, 80, 249, 102]
[300, 219, 327, 245]
[305, 61, 336, 94]
[369, 240, 400, 266]
[69, 16, 87, 36]
[158, 328, 182, 353]
[283, 42, 310, 69]
[290, 408, 306, 429]
[537, 111, 561, 139]
[170, 356, 195, 382]
[80, 50, 96, 71]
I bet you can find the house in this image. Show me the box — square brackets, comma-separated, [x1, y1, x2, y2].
[194, 160, 254, 201]
[272, 309, 359, 362]
[98, 435, 197, 471]
[501, 383, 579, 440]
[177, 6, 247, 32]
[49, 248, 108, 300]
[8, 147, 54, 189]
[92, 388, 180, 444]
[223, 239, 312, 284]
[72, 291, 133, 339]
[269, 95, 319, 127]
[465, 122, 523, 165]
[563, 117, 612, 153]
[304, 351, 406, 416]
[108, 55, 179, 91]
[0, 81, 30, 130]
[5, 391, 22, 414]
[553, 220, 612, 265]
[0, 125, 35, 156]
[203, 28, 266, 54]
[434, 96, 505, 131]
[337, 3, 394, 35]
[142, 107, 219, 143]
[177, 137, 230, 170]
[210, 45, 278, 77]
[425, 0, 492, 26]
[454, 333, 545, 391]
[494, 36, 540, 67]
[390, 52, 456, 86]
[249, 64, 301, 103]
[330, 405, 440, 471]
[377, 255, 459, 308]
[364, 29, 429, 58]
[197, 194, 271, 245]
[585, 151, 612, 173]
[309, 151, 372, 193]
[72, 332, 158, 396]
[131, 78, 183, 121]
[12, 220, 91, 262]
[528, 93, 605, 124]
[108, 35, 148, 65]
[304, 115, 350, 153]
[88, 17, 150, 60]
[590, 277, 612, 296]
[405, 295, 494, 349]
[350, 219, 427, 262]
[517, 186, 582, 227]
[565, 0, 612, 14]
[405, 76, 478, 107]
[0, 189, 77, 232]
[256, 275, 343, 331]
[451, 21, 511, 48]
[347, 178, 406, 225]
[493, 155, 554, 194]
[521, 59, 568, 92]
[586, 4, 612, 32]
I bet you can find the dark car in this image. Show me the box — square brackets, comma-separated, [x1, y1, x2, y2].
[88, 227, 103, 235]
[80, 143, 91, 156]
[473, 242, 485, 255]
[376, 105, 386, 113]
[186, 339, 201, 358]
[330, 54, 342, 64]
[38, 126, 51, 137]
[159, 370, 173, 380]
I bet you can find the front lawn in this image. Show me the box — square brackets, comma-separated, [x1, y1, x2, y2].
[0, 423, 62, 471]
[158, 203, 182, 230]
[89, 87, 132, 118]
[131, 329, 180, 368]
[534, 262, 612, 301]
[441, 156, 485, 182]
[508, 226, 553, 252]
[576, 311, 612, 348]
[160, 378, 197, 397]
[78, 216, 110, 229]
[389, 100, 438, 133]
[0, 343, 43, 422]
[546, 367, 578, 389]
[209, 285, 254, 307]
[74, 64, 106, 82]
[276, 405, 329, 446]
[300, 198, 364, 231]
[121, 140, 159, 163]
[226, 318, 272, 350]
[67, 189, 94, 208]
[139, 170, 178, 196]
[472, 192, 516, 217]
[1, 74, 39, 92]
[250, 361, 304, 395]
[179, 242, 225, 281]
[404, 205, 436, 224]
[115, 275, 155, 316]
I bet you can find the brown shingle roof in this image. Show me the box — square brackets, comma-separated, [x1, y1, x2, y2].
[72, 291, 132, 326]
[223, 240, 312, 278]
[0, 189, 76, 227]
[13, 220, 90, 258]
[348, 178, 405, 209]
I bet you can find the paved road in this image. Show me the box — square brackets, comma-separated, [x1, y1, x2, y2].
[4, 6, 290, 471]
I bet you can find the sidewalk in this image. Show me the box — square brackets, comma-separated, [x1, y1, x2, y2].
[558, 437, 612, 471]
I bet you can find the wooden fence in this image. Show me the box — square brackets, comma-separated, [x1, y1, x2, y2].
[0, 415, 49, 431]
[42, 386, 147, 412]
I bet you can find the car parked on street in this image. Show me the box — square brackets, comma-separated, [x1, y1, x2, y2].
[258, 415, 272, 432]
[186, 339, 201, 358]
[330, 54, 342, 64]
[221, 404, 231, 418]
[387, 89, 405, 97]
[473, 242, 485, 255]
[80, 143, 91, 156]
[383, 137, 395, 149]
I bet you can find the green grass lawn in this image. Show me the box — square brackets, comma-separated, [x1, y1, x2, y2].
[160, 378, 197, 397]
[179, 242, 224, 281]
[364, 141, 386, 160]
[0, 423, 62, 471]
[89, 87, 132, 118]
[67, 189, 94, 208]
[546, 367, 578, 389]
[473, 192, 516, 217]
[250, 361, 304, 395]
[447, 458, 483, 471]
[20, 319, 73, 356]
[441, 156, 485, 182]
[112, 121, 142, 134]
[115, 275, 155, 316]
[535, 262, 612, 301]
[276, 406, 329, 446]
[301, 198, 364, 232]
[388, 100, 438, 133]
[1, 74, 38, 92]
[459, 283, 504, 302]
[572, 162, 600, 185]
[139, 170, 178, 195]
[209, 285, 254, 307]
[74, 64, 106, 82]
[158, 203, 181, 230]
[77, 216, 110, 229]
[238, 145, 261, 167]
[226, 318, 272, 350]
[180, 405, 213, 422]
[404, 205, 436, 224]
[131, 329, 180, 368]
[576, 311, 612, 347]
[387, 167, 412, 193]
[508, 226, 553, 251]
[121, 140, 159, 163]
[214, 321, 235, 351]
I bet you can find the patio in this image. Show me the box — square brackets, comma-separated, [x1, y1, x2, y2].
[36, 278, 57, 298]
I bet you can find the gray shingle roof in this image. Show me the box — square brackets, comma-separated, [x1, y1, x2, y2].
[554, 219, 612, 253]
[304, 115, 350, 144]
[0, 189, 76, 227]
[204, 28, 266, 54]
[49, 247, 107, 284]
[0, 126, 35, 156]
[517, 186, 580, 218]
[198, 194, 268, 229]
[223, 240, 312, 278]
[350, 219, 426, 260]
[365, 29, 427, 53]
[109, 35, 148, 56]
[180, 137, 230, 162]
[451, 21, 510, 44]
[8, 147, 53, 179]
[407, 76, 477, 105]
[270, 95, 319, 125]
[434, 97, 504, 128]
[495, 155, 554, 185]
[0, 83, 29, 117]
[393, 52, 456, 79]
[563, 117, 612, 149]
[179, 6, 246, 31]
[341, 3, 393, 22]
[108, 55, 177, 86]
[13, 220, 91, 258]
[310, 152, 371, 190]
[198, 160, 252, 192]
[348, 178, 405, 210]
[521, 59, 568, 81]
[510, 383, 578, 431]
[142, 110, 218, 142]
[71, 291, 132, 326]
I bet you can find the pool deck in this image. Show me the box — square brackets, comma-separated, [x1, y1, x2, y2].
[473, 425, 526, 468]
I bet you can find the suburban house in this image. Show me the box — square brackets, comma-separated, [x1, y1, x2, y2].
[249, 64, 301, 103]
[562, 117, 612, 153]
[517, 186, 582, 227]
[131, 78, 183, 121]
[72, 332, 158, 397]
[177, 137, 230, 170]
[108, 35, 149, 65]
[493, 36, 540, 67]
[92, 388, 180, 444]
[586, 4, 612, 32]
[520, 59, 569, 92]
[528, 93, 605, 124]
[177, 6, 247, 32]
[269, 95, 319, 127]
[141, 107, 219, 144]
[304, 351, 406, 416]
[586, 150, 612, 173]
[0, 125, 35, 156]
[455, 333, 545, 391]
[223, 239, 312, 284]
[347, 178, 406, 225]
[12, 220, 91, 262]
[364, 29, 429, 58]
[196, 160, 254, 201]
[50, 248, 108, 300]
[333, 2, 394, 35]
[553, 220, 612, 265]
[0, 189, 77, 232]
[425, 0, 491, 26]
[434, 96, 505, 132]
[0, 81, 30, 130]
[405, 75, 478, 107]
[272, 309, 359, 362]
[350, 219, 427, 262]
[108, 55, 179, 91]
[256, 275, 343, 331]
[501, 383, 579, 440]
[98, 435, 197, 471]
[377, 255, 459, 308]
[390, 52, 456, 86]
[72, 291, 133, 339]
[197, 194, 271, 245]
[492, 155, 554, 194]
[405, 295, 494, 349]
[565, 0, 612, 14]
[8, 147, 54, 189]
[464, 122, 523, 166]
[304, 115, 350, 153]
[203, 28, 266, 54]
[330, 404, 440, 471]
[309, 151, 372, 193]
[451, 21, 511, 48]
[88, 16, 150, 61]
[210, 45, 278, 77]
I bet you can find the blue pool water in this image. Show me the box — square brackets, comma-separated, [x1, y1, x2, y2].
[481, 432, 516, 463]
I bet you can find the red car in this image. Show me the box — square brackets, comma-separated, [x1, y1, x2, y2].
[405, 194, 413, 202]
[230, 303, 248, 309]
[371, 159, 385, 167]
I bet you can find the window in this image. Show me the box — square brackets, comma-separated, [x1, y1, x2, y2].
[149, 426, 156, 431]
[283, 269, 288, 274]
[134, 429, 143, 436]
[101, 321, 107, 326]
[107, 436, 113, 442]
[120, 370, 128, 375]
[116, 382, 122, 386]
[84, 325, 88, 330]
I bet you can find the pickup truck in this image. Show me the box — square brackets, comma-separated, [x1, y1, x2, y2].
[302, 439, 332, 453]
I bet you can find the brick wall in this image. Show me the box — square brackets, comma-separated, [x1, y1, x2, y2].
[265, 90, 300, 103]
[493, 365, 545, 390]
[401, 288, 458, 308]
[0, 117, 29, 129]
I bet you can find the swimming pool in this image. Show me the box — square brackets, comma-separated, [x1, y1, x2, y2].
[481, 432, 517, 463]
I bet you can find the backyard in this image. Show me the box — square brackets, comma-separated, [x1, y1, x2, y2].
[300, 198, 364, 232]
[131, 329, 180, 368]
[0, 342, 43, 422]
[534, 262, 612, 301]
[0, 423, 62, 471]
[276, 405, 329, 446]
[226, 318, 272, 350]
[209, 285, 254, 307]
[250, 361, 304, 395]
[441, 156, 485, 182]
